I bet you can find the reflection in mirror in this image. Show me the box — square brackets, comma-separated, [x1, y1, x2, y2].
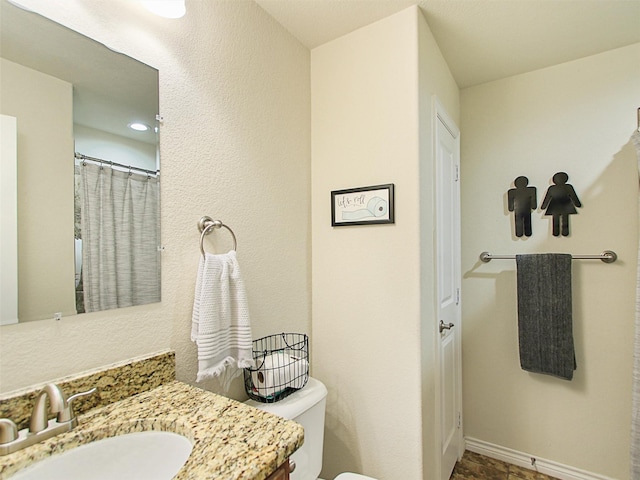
[0, 0, 161, 325]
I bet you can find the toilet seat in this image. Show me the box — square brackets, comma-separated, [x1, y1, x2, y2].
[334, 473, 377, 480]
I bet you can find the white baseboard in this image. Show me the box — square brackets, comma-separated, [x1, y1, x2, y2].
[464, 437, 619, 480]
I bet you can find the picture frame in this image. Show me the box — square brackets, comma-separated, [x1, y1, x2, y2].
[331, 184, 395, 227]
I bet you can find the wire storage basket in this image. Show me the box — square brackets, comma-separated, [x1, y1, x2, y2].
[244, 333, 309, 403]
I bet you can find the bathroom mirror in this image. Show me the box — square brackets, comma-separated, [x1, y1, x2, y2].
[0, 0, 161, 325]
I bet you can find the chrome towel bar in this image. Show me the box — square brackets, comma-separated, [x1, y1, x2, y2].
[479, 250, 617, 263]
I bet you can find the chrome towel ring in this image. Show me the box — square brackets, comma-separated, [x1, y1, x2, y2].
[198, 216, 238, 256]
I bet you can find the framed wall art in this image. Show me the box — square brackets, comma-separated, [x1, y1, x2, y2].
[331, 183, 395, 227]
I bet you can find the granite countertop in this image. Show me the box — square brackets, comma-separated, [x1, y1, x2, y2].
[0, 381, 304, 479]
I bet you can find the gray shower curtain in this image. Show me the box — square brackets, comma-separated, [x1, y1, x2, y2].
[80, 162, 160, 312]
[633, 129, 640, 479]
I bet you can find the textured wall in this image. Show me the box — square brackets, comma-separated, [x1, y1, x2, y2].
[311, 9, 422, 479]
[0, 0, 310, 398]
[460, 43, 640, 479]
[311, 7, 459, 479]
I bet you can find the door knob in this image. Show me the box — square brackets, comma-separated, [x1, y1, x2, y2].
[439, 320, 454, 333]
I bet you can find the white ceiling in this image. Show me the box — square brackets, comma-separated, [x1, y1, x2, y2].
[255, 0, 640, 88]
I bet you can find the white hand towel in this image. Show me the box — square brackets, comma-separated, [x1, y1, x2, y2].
[192, 250, 254, 388]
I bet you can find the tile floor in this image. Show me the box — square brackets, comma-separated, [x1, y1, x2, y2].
[451, 451, 559, 480]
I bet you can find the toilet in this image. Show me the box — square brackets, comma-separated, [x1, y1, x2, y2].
[245, 377, 377, 480]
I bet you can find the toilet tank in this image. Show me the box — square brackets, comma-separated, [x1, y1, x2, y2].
[245, 377, 328, 480]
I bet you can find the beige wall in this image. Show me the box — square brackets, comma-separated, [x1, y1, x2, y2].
[460, 43, 640, 479]
[0, 59, 76, 323]
[0, 0, 311, 397]
[2, 2, 637, 478]
[312, 7, 459, 479]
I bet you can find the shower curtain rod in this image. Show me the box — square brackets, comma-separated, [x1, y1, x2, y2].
[479, 250, 617, 263]
[75, 153, 159, 177]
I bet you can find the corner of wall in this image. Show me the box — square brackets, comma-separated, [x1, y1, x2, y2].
[416, 9, 461, 480]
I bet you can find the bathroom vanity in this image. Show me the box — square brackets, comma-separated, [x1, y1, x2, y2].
[266, 462, 291, 480]
[0, 352, 303, 479]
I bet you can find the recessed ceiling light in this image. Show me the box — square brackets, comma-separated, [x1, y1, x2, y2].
[140, 0, 186, 19]
[129, 122, 150, 132]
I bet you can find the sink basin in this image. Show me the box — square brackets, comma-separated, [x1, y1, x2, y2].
[12, 431, 193, 480]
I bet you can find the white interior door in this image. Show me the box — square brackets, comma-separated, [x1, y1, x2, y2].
[1, 115, 19, 326]
[435, 101, 462, 480]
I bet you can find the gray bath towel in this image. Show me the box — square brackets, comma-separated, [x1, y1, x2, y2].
[515, 254, 576, 380]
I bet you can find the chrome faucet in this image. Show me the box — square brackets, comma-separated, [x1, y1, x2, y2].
[0, 384, 96, 456]
[29, 384, 67, 433]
